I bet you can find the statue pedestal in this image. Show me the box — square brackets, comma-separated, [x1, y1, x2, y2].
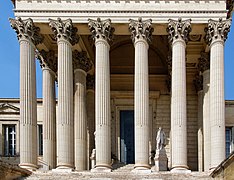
[153, 149, 168, 171]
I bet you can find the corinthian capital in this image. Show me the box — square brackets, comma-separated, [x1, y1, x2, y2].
[36, 50, 57, 73]
[197, 52, 210, 73]
[49, 18, 79, 45]
[86, 74, 95, 90]
[129, 17, 154, 44]
[73, 50, 92, 72]
[88, 18, 114, 44]
[205, 18, 231, 45]
[9, 17, 43, 45]
[167, 18, 191, 44]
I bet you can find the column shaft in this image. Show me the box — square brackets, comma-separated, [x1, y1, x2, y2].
[171, 39, 188, 169]
[74, 69, 87, 170]
[95, 39, 111, 169]
[210, 40, 225, 169]
[87, 89, 95, 169]
[203, 69, 210, 171]
[197, 90, 203, 172]
[42, 68, 56, 169]
[19, 39, 38, 170]
[134, 39, 150, 169]
[57, 40, 74, 169]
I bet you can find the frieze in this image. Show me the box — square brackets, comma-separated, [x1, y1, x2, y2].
[9, 17, 43, 45]
[88, 18, 114, 44]
[73, 50, 92, 72]
[167, 18, 191, 44]
[49, 18, 79, 45]
[205, 18, 231, 46]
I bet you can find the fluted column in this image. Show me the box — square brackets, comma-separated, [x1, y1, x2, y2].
[205, 18, 231, 169]
[49, 18, 79, 169]
[86, 74, 95, 169]
[37, 50, 57, 169]
[129, 17, 153, 170]
[198, 52, 210, 171]
[9, 17, 43, 170]
[73, 50, 92, 170]
[88, 18, 114, 171]
[167, 18, 191, 171]
[194, 74, 203, 172]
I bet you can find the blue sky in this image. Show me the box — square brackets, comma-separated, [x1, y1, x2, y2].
[0, 1, 234, 100]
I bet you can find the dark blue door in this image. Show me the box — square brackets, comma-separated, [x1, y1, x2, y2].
[120, 110, 135, 164]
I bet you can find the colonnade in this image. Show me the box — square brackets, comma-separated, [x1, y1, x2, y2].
[9, 16, 231, 172]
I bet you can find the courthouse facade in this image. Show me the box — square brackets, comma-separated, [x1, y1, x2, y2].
[1, 0, 234, 173]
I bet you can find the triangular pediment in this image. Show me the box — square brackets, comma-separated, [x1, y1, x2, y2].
[0, 103, 20, 114]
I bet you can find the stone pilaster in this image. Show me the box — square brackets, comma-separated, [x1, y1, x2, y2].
[193, 74, 203, 172]
[198, 52, 210, 171]
[73, 50, 92, 170]
[9, 17, 43, 170]
[167, 18, 191, 172]
[49, 18, 79, 169]
[88, 18, 114, 171]
[86, 74, 95, 169]
[129, 17, 153, 170]
[205, 18, 231, 169]
[37, 50, 57, 169]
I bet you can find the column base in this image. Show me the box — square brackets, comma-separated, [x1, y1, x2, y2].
[54, 163, 74, 172]
[170, 166, 191, 173]
[132, 164, 151, 173]
[52, 167, 73, 173]
[19, 163, 38, 171]
[91, 164, 112, 172]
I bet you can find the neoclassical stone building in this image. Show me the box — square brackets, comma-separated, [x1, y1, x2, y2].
[1, 0, 234, 173]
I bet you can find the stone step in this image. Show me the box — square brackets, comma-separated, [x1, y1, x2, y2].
[24, 170, 212, 180]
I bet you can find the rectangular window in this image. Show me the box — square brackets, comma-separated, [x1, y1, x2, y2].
[38, 125, 43, 156]
[3, 125, 16, 156]
[226, 127, 233, 158]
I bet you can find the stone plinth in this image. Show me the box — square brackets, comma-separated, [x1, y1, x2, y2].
[154, 149, 168, 171]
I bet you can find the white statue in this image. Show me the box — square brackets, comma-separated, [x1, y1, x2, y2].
[156, 127, 166, 150]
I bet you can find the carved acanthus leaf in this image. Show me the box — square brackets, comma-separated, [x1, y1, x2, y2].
[129, 17, 154, 44]
[86, 74, 95, 90]
[167, 18, 191, 44]
[9, 17, 43, 45]
[73, 50, 92, 72]
[197, 52, 210, 73]
[88, 18, 114, 44]
[193, 74, 203, 92]
[49, 18, 79, 45]
[205, 18, 231, 45]
[36, 50, 57, 74]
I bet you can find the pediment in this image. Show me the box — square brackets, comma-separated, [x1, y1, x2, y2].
[0, 103, 20, 114]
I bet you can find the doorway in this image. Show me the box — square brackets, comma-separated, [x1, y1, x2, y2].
[120, 110, 135, 164]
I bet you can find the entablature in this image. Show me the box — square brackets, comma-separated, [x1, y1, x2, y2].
[13, 0, 228, 24]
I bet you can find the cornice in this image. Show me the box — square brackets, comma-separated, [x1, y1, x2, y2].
[14, 10, 227, 14]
